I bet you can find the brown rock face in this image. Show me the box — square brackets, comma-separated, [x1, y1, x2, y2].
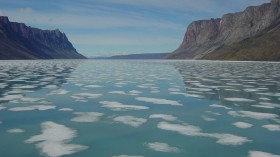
[0, 16, 86, 59]
[166, 0, 280, 60]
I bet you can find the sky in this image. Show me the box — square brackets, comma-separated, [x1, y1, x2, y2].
[0, 0, 270, 57]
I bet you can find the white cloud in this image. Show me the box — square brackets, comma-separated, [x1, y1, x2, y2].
[113, 116, 147, 127]
[145, 142, 180, 153]
[25, 121, 88, 157]
[19, 7, 34, 14]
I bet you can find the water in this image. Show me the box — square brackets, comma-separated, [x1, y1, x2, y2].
[0, 60, 280, 157]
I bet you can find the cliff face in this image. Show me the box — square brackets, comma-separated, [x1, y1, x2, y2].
[166, 0, 280, 60]
[0, 16, 86, 59]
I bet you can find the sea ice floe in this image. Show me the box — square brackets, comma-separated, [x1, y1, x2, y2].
[248, 151, 280, 157]
[109, 91, 127, 95]
[228, 111, 278, 120]
[201, 115, 216, 121]
[71, 112, 104, 122]
[113, 116, 147, 127]
[209, 104, 231, 110]
[224, 98, 255, 102]
[145, 142, 180, 153]
[113, 155, 144, 157]
[149, 114, 177, 121]
[9, 105, 56, 111]
[7, 128, 25, 133]
[185, 94, 204, 98]
[262, 124, 280, 131]
[84, 85, 102, 88]
[252, 105, 275, 109]
[168, 88, 181, 92]
[58, 108, 73, 112]
[0, 94, 24, 101]
[232, 122, 253, 129]
[0, 105, 7, 110]
[48, 89, 69, 95]
[258, 102, 280, 108]
[12, 85, 37, 89]
[71, 93, 103, 102]
[45, 85, 58, 89]
[205, 111, 222, 116]
[25, 121, 87, 157]
[135, 97, 182, 106]
[100, 101, 149, 111]
[128, 90, 142, 95]
[157, 121, 251, 146]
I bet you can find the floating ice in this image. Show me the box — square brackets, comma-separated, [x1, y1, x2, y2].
[168, 88, 181, 92]
[72, 93, 103, 98]
[7, 128, 25, 133]
[113, 116, 147, 127]
[157, 122, 251, 146]
[84, 85, 102, 88]
[100, 101, 149, 111]
[49, 89, 69, 95]
[210, 104, 231, 110]
[25, 121, 87, 157]
[248, 151, 280, 157]
[149, 114, 177, 121]
[205, 111, 222, 116]
[12, 85, 37, 89]
[109, 91, 127, 95]
[59, 108, 73, 112]
[201, 115, 216, 121]
[135, 97, 182, 106]
[224, 98, 255, 102]
[228, 111, 278, 120]
[0, 94, 24, 101]
[71, 112, 104, 122]
[0, 105, 6, 110]
[262, 124, 280, 131]
[259, 102, 280, 108]
[9, 105, 56, 111]
[113, 155, 144, 157]
[233, 122, 253, 129]
[145, 142, 180, 153]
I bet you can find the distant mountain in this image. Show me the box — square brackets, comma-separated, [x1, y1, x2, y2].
[0, 16, 86, 59]
[91, 53, 168, 59]
[166, 0, 280, 61]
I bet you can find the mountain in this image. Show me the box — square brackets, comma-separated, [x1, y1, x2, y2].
[166, 0, 280, 61]
[91, 53, 168, 59]
[0, 16, 86, 59]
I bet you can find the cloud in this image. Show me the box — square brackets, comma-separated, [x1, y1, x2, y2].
[25, 121, 88, 157]
[19, 7, 34, 14]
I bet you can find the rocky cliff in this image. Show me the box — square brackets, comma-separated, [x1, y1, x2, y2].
[0, 16, 86, 59]
[166, 0, 280, 60]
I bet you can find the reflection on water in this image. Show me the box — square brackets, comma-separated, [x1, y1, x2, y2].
[0, 60, 279, 157]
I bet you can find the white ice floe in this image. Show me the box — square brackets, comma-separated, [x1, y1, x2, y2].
[7, 128, 25, 133]
[168, 88, 181, 92]
[0, 94, 24, 101]
[233, 122, 253, 129]
[135, 97, 182, 106]
[145, 142, 180, 153]
[228, 111, 278, 120]
[113, 116, 147, 127]
[25, 121, 87, 157]
[113, 155, 144, 157]
[259, 102, 280, 108]
[100, 101, 149, 111]
[72, 93, 103, 98]
[201, 115, 216, 121]
[71, 112, 104, 122]
[48, 89, 69, 95]
[185, 94, 204, 98]
[252, 105, 275, 109]
[59, 108, 73, 112]
[262, 124, 280, 131]
[209, 104, 231, 110]
[9, 105, 56, 111]
[128, 90, 142, 95]
[224, 98, 255, 102]
[12, 85, 37, 89]
[149, 114, 177, 121]
[0, 105, 7, 110]
[205, 111, 222, 116]
[248, 151, 280, 157]
[45, 85, 58, 89]
[109, 91, 127, 95]
[157, 121, 251, 146]
[84, 85, 102, 88]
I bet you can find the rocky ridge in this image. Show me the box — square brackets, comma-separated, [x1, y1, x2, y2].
[0, 16, 86, 59]
[166, 0, 280, 60]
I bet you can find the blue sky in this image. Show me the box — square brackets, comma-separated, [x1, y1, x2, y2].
[0, 0, 269, 57]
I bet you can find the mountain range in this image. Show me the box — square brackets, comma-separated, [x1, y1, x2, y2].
[0, 16, 86, 60]
[166, 0, 280, 61]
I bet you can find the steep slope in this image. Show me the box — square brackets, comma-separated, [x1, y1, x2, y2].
[0, 16, 86, 59]
[166, 0, 280, 60]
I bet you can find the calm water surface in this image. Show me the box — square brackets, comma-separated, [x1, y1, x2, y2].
[0, 60, 280, 157]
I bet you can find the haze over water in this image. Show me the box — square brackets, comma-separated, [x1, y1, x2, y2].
[0, 60, 280, 157]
